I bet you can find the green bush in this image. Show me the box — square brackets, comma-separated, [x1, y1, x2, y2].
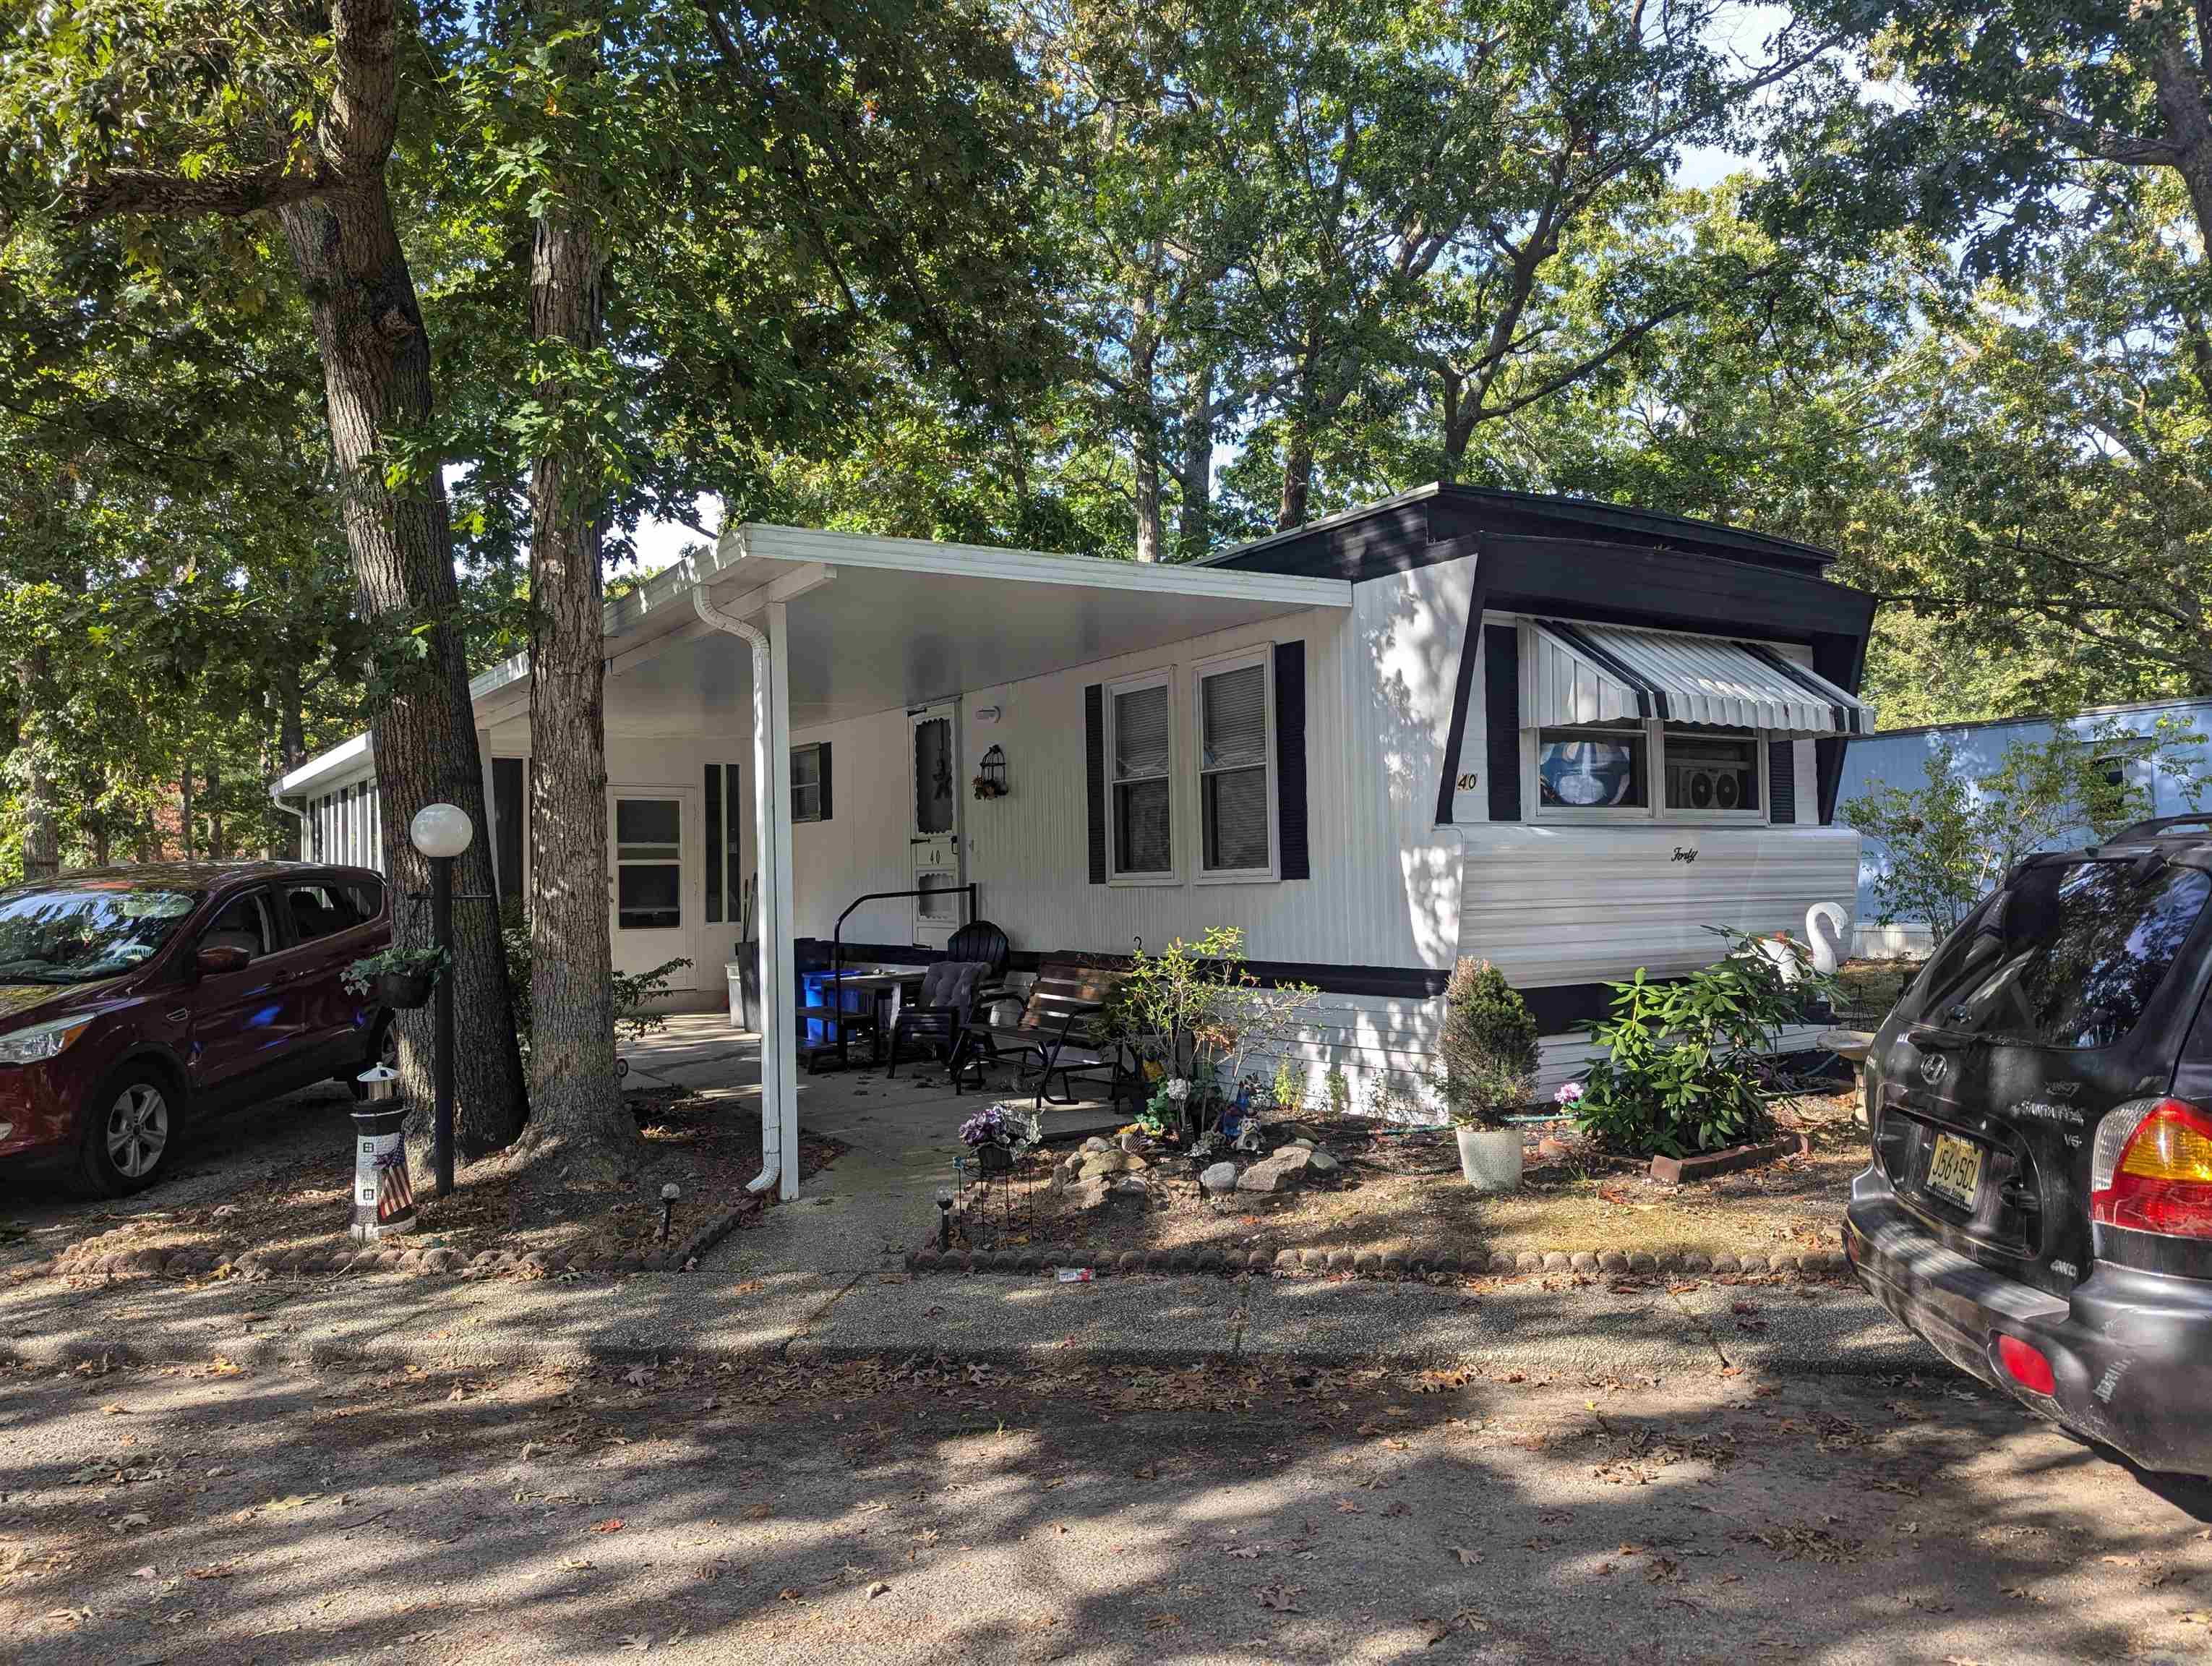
[1436, 958, 1540, 1127]
[500, 897, 690, 1060]
[1574, 928, 1836, 1158]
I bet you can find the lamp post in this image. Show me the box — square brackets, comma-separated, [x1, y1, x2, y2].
[409, 802, 473, 1198]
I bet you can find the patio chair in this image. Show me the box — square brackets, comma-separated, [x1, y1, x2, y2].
[951, 953, 1140, 1109]
[886, 919, 1012, 1078]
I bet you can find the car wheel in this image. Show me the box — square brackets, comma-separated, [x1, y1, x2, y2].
[75, 1070, 179, 1197]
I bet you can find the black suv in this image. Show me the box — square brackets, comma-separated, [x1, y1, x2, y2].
[1847, 816, 2212, 1474]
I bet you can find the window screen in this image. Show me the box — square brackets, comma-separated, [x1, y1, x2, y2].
[1112, 683, 1172, 874]
[1663, 728, 1760, 813]
[614, 798, 682, 930]
[1200, 662, 1270, 871]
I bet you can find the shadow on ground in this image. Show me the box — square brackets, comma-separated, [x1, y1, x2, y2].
[5, 1348, 2210, 1665]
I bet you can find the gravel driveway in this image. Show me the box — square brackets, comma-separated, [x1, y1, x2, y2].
[5, 1349, 2209, 1664]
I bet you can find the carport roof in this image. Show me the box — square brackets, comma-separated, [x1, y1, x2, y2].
[278, 525, 1352, 792]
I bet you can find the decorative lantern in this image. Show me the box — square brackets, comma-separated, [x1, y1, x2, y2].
[973, 744, 1008, 800]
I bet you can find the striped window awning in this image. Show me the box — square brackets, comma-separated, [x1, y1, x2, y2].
[1523, 620, 1872, 736]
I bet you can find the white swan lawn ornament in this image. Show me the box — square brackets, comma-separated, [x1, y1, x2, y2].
[1805, 902, 1848, 976]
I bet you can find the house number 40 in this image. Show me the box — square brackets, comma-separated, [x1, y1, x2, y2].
[1454, 773, 1478, 790]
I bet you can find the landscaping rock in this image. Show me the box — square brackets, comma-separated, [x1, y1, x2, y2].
[1710, 1252, 1739, 1274]
[1121, 1154, 1149, 1173]
[1569, 1252, 1599, 1276]
[1067, 1178, 1113, 1212]
[1077, 1153, 1128, 1180]
[1199, 1161, 1240, 1197]
[1598, 1251, 1629, 1275]
[1274, 1250, 1301, 1274]
[1489, 1252, 1516, 1275]
[1542, 1252, 1569, 1273]
[1305, 1150, 1342, 1178]
[1515, 1252, 1542, 1274]
[1737, 1252, 1769, 1275]
[1236, 1148, 1312, 1193]
[1282, 1137, 1316, 1152]
[1081, 1136, 1114, 1154]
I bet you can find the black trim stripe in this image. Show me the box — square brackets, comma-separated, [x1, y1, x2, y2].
[1736, 640, 1861, 735]
[1274, 641, 1311, 879]
[1540, 619, 1668, 721]
[1483, 625, 1522, 822]
[790, 938, 1648, 1035]
[1084, 684, 1107, 884]
[1768, 740, 1796, 824]
[1432, 537, 1487, 826]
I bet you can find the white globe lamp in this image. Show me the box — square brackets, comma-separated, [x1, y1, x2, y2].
[409, 803, 473, 860]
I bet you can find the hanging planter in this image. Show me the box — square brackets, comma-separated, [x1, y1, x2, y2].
[344, 945, 450, 1012]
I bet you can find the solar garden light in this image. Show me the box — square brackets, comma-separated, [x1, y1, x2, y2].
[935, 1186, 955, 1252]
[349, 1064, 417, 1242]
[660, 1182, 681, 1244]
[408, 803, 472, 1200]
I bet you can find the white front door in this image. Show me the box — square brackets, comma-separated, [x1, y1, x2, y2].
[609, 787, 695, 978]
[908, 703, 964, 948]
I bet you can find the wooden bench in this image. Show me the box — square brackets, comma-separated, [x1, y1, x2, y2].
[951, 956, 1139, 1109]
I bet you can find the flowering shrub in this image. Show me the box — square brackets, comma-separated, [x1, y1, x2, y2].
[959, 1105, 1010, 1148]
[1553, 1081, 1584, 1108]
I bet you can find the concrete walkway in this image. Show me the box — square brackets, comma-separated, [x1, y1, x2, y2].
[620, 1013, 1125, 1276]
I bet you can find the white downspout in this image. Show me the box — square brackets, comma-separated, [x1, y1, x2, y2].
[269, 781, 308, 858]
[691, 584, 792, 1197]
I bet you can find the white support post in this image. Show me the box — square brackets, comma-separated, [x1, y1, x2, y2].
[763, 600, 801, 1200]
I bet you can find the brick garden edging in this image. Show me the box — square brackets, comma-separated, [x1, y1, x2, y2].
[903, 1242, 1855, 1282]
[33, 1195, 763, 1285]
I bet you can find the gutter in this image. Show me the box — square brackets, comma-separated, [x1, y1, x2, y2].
[269, 779, 307, 855]
[690, 584, 787, 1197]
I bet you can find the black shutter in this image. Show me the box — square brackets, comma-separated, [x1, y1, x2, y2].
[1483, 624, 1521, 822]
[1274, 641, 1309, 879]
[816, 742, 833, 821]
[492, 756, 524, 904]
[1768, 740, 1796, 825]
[1084, 683, 1107, 884]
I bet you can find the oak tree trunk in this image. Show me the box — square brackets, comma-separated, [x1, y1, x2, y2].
[14, 646, 59, 882]
[1277, 430, 1313, 531]
[511, 188, 637, 1184]
[276, 134, 524, 1156]
[1175, 364, 1214, 561]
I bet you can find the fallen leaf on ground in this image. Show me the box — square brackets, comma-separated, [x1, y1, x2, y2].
[1448, 1545, 1483, 1566]
[1256, 1584, 1306, 1612]
[593, 1518, 626, 1534]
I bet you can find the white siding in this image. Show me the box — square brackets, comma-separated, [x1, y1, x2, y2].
[1457, 822, 1861, 990]
[771, 563, 1471, 975]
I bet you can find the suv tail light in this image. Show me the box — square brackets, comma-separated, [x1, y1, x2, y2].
[2092, 1098, 2212, 1239]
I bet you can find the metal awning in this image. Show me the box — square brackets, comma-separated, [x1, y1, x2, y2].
[1524, 620, 1872, 736]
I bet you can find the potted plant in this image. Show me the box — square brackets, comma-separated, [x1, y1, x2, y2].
[343, 944, 450, 1012]
[1437, 958, 1540, 1190]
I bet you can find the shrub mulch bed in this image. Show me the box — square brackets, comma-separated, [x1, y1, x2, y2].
[916, 1090, 1866, 1283]
[27, 1087, 842, 1286]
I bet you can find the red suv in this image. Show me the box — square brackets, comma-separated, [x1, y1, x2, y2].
[0, 862, 393, 1195]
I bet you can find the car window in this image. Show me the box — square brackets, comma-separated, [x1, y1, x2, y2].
[198, 892, 273, 963]
[1913, 858, 2212, 1049]
[280, 882, 366, 944]
[343, 878, 385, 921]
[0, 885, 200, 983]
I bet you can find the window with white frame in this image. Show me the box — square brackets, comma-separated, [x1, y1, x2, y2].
[1662, 726, 1762, 814]
[614, 797, 682, 930]
[1109, 675, 1174, 876]
[1197, 654, 1273, 875]
[1536, 725, 1650, 811]
[1532, 722, 1775, 819]
[790, 744, 825, 823]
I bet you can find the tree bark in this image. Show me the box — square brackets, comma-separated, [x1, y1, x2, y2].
[1129, 290, 1163, 563]
[14, 646, 59, 882]
[205, 759, 224, 860]
[179, 769, 194, 863]
[275, 665, 308, 858]
[510, 176, 637, 1183]
[1175, 364, 1214, 562]
[1277, 428, 1313, 531]
[273, 0, 523, 1157]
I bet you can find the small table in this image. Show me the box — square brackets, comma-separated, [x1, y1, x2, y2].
[799, 969, 927, 1071]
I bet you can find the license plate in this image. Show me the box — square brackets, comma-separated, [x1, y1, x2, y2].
[1926, 1132, 1985, 1208]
